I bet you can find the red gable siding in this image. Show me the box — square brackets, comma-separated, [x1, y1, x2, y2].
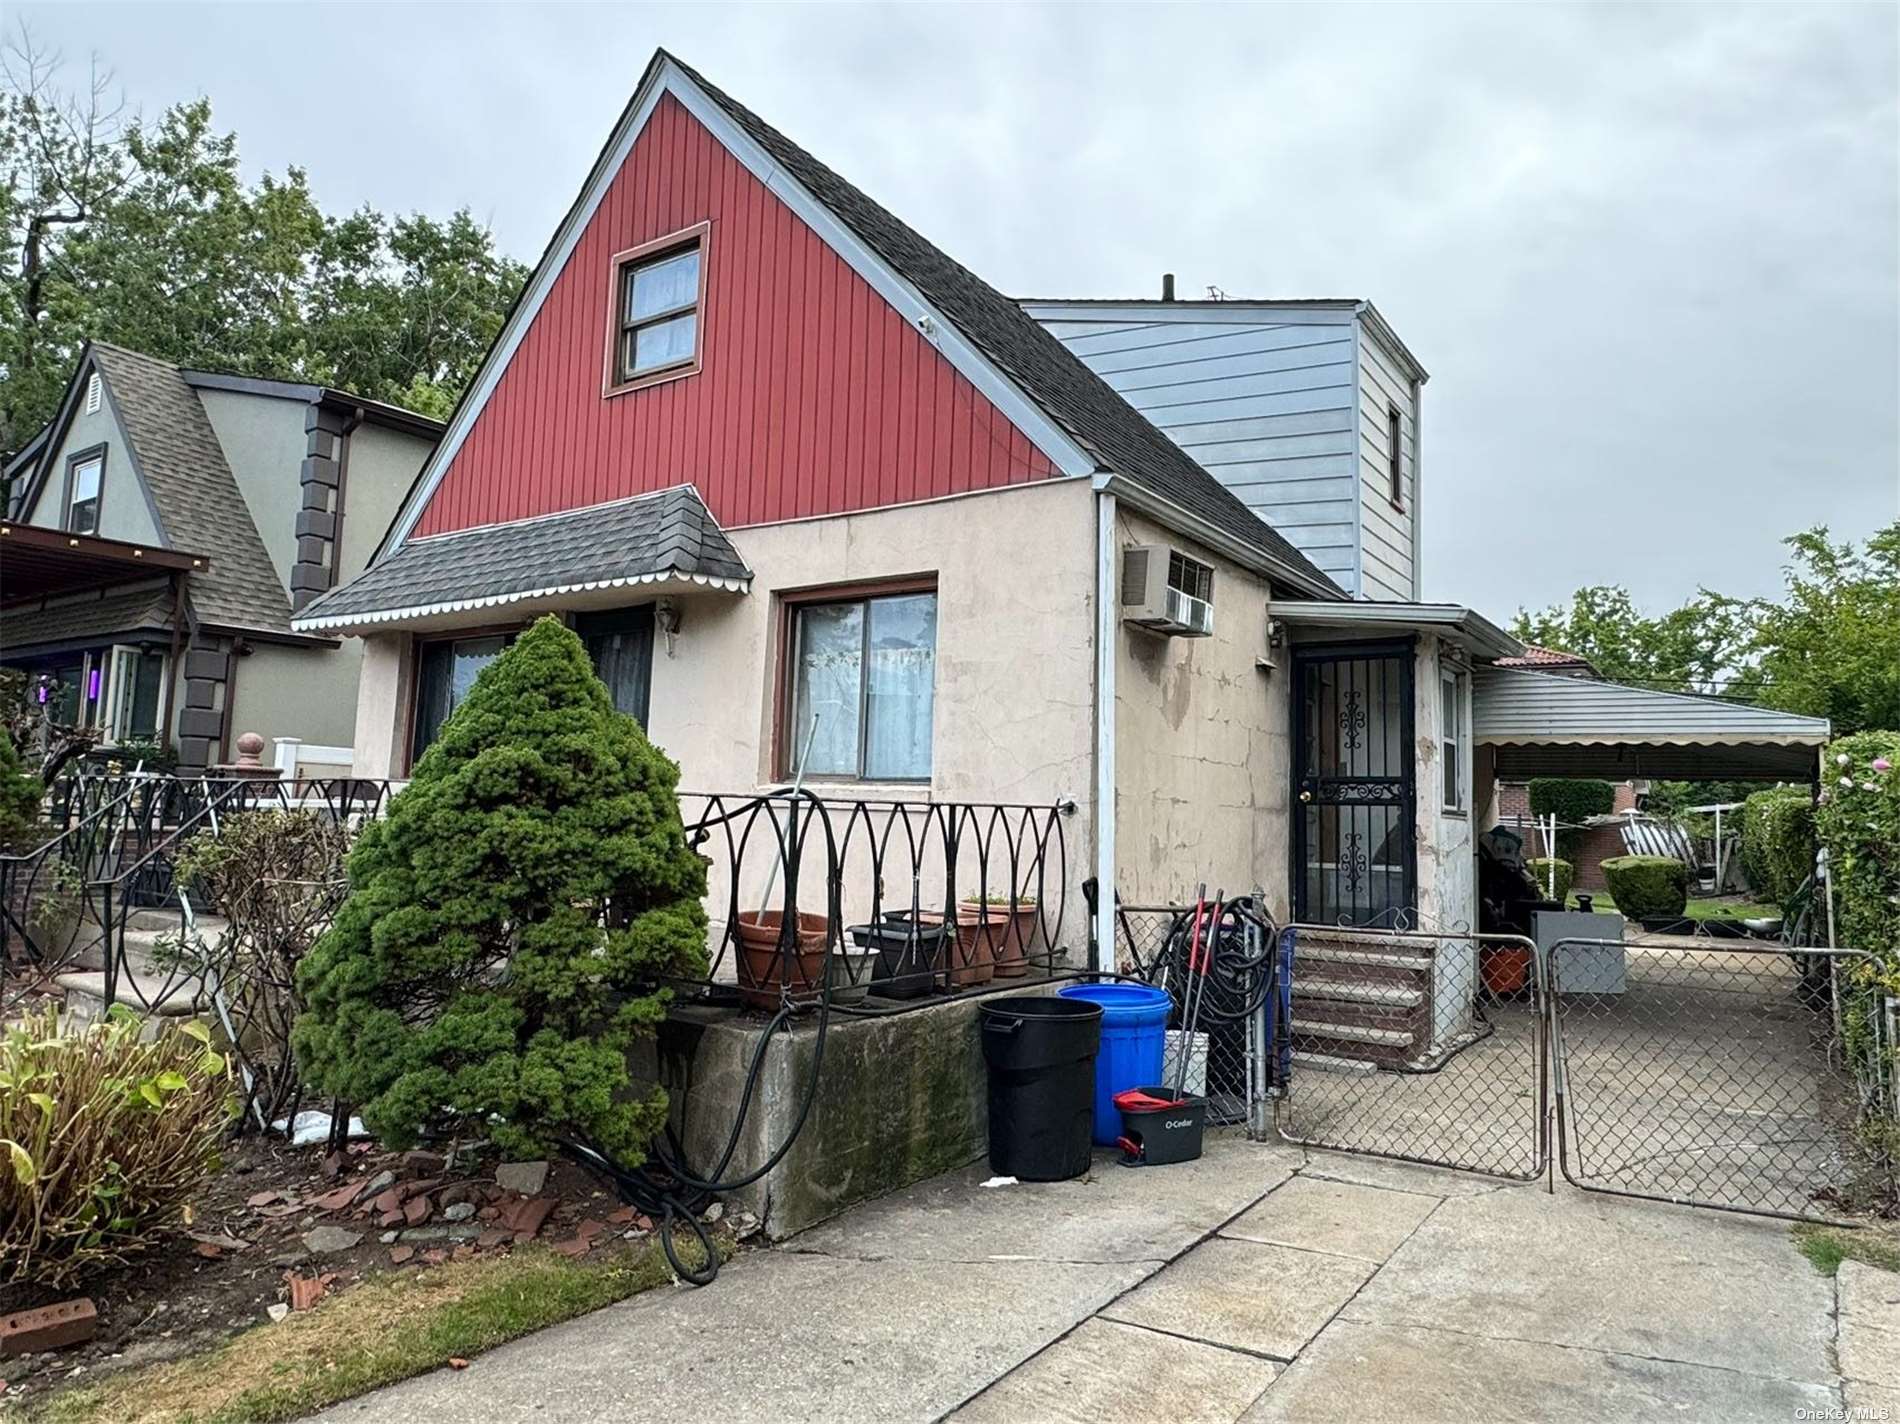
[414, 95, 1059, 537]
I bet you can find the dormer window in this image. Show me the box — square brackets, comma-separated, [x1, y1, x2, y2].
[66, 448, 104, 535]
[605, 223, 708, 395]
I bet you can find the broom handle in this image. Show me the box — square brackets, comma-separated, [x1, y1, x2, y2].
[747, 714, 820, 928]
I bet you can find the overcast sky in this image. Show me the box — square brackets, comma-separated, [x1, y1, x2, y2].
[18, 2, 1899, 617]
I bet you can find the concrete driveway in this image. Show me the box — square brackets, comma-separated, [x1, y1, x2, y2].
[318, 1137, 1883, 1423]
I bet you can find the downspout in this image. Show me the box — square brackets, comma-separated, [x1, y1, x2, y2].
[1409, 372, 1425, 600]
[1094, 487, 1118, 973]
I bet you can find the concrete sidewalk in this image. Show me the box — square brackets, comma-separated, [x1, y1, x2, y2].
[318, 1137, 1869, 1423]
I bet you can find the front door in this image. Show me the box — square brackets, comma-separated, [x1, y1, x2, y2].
[1292, 641, 1417, 926]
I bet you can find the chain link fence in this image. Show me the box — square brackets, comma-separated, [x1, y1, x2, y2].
[1117, 905, 1275, 1137]
[1273, 925, 1549, 1180]
[1551, 938, 1893, 1222]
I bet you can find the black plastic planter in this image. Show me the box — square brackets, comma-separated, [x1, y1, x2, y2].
[848, 917, 950, 999]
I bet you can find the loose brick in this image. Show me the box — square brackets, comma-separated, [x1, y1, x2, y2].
[1, 1299, 98, 1357]
[402, 1196, 433, 1227]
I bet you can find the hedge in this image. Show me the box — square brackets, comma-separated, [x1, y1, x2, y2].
[1600, 855, 1688, 919]
[1525, 857, 1574, 905]
[1739, 786, 1812, 906]
[1527, 778, 1616, 859]
[1816, 731, 1899, 986]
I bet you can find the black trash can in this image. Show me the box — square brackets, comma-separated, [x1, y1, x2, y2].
[979, 996, 1103, 1181]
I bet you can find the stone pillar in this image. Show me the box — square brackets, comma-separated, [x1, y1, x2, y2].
[175, 635, 230, 773]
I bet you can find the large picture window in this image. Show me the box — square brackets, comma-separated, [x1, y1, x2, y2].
[787, 589, 937, 781]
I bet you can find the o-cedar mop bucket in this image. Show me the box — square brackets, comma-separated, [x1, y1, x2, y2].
[1112, 1085, 1206, 1166]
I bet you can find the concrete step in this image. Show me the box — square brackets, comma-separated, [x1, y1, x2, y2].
[57, 968, 208, 1026]
[68, 918, 227, 977]
[1296, 943, 1434, 975]
[1289, 1049, 1380, 1075]
[126, 908, 229, 936]
[1292, 1015, 1414, 1048]
[1292, 976, 1425, 1008]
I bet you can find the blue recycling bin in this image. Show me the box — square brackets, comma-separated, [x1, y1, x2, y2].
[1056, 982, 1171, 1145]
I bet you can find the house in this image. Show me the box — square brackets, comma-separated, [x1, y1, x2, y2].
[295, 50, 1832, 974]
[1, 344, 442, 773]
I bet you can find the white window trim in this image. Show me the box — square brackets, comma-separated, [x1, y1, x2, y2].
[1441, 666, 1468, 814]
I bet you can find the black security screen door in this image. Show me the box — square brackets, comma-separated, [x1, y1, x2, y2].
[1292, 642, 1417, 927]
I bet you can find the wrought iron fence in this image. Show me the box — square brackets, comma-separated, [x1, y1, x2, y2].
[1273, 923, 1549, 1180]
[1551, 937, 1892, 1222]
[676, 791, 1075, 1015]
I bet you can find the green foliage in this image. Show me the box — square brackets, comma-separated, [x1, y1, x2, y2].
[1600, 855, 1689, 919]
[1525, 857, 1574, 904]
[1739, 787, 1813, 905]
[1815, 731, 1900, 987]
[1747, 527, 1900, 736]
[1, 37, 526, 457]
[1510, 587, 1755, 695]
[292, 618, 709, 1167]
[0, 730, 41, 851]
[1526, 778, 1615, 859]
[0, 1006, 232, 1287]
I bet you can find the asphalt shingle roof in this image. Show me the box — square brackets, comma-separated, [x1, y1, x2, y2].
[0, 581, 177, 654]
[91, 344, 295, 635]
[294, 485, 750, 630]
[663, 53, 1344, 599]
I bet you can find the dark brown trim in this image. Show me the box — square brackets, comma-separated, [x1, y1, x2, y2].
[61, 443, 108, 535]
[401, 621, 524, 775]
[162, 571, 186, 746]
[1386, 403, 1404, 512]
[601, 220, 711, 399]
[771, 573, 939, 782]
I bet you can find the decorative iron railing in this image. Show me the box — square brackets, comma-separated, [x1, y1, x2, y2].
[677, 791, 1077, 1014]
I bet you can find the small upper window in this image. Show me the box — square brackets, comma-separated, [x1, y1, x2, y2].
[68, 452, 103, 535]
[1441, 667, 1466, 812]
[1386, 405, 1404, 509]
[609, 229, 705, 391]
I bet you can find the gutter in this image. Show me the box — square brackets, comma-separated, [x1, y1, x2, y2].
[1094, 489, 1117, 973]
[1091, 473, 1343, 601]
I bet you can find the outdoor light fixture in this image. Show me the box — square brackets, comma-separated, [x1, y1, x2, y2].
[656, 599, 681, 657]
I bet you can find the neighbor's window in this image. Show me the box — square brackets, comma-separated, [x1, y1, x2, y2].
[67, 451, 103, 534]
[1441, 667, 1466, 812]
[411, 633, 509, 764]
[788, 590, 938, 781]
[610, 229, 704, 389]
[105, 645, 166, 743]
[1386, 405, 1404, 509]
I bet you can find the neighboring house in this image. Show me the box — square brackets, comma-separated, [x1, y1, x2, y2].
[1, 344, 442, 773]
[295, 50, 1831, 972]
[1024, 294, 1427, 601]
[1494, 644, 1598, 678]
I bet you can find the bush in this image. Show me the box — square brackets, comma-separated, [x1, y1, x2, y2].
[1816, 732, 1900, 981]
[0, 734, 42, 852]
[1600, 855, 1689, 919]
[1527, 778, 1616, 858]
[0, 1007, 232, 1287]
[1525, 857, 1574, 904]
[1739, 786, 1812, 905]
[293, 617, 709, 1168]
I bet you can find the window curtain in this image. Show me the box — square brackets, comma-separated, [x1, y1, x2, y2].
[792, 603, 863, 776]
[864, 594, 936, 779]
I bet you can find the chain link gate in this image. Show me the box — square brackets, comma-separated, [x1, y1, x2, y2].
[1550, 937, 1887, 1223]
[1272, 924, 1549, 1180]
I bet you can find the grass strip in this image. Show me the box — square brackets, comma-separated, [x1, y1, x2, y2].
[33, 1236, 730, 1424]
[1793, 1221, 1900, 1277]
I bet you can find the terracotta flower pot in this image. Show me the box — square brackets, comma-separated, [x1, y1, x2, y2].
[961, 898, 1038, 979]
[916, 906, 994, 987]
[734, 910, 829, 1010]
[1479, 944, 1532, 995]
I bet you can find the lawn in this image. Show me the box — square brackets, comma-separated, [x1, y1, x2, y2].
[31, 1236, 728, 1424]
[1793, 1221, 1900, 1277]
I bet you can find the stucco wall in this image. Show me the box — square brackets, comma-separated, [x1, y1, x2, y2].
[225, 640, 361, 754]
[336, 424, 434, 584]
[1413, 632, 1476, 934]
[1111, 506, 1291, 916]
[195, 390, 307, 586]
[25, 394, 161, 547]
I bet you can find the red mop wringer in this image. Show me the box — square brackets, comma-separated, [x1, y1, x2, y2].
[1114, 886, 1215, 1167]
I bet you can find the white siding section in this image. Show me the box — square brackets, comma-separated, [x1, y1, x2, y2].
[1029, 305, 1362, 592]
[1356, 321, 1419, 601]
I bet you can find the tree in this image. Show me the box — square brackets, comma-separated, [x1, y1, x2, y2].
[291, 619, 709, 1165]
[1746, 524, 1900, 737]
[1510, 586, 1755, 696]
[1, 24, 526, 460]
[0, 731, 41, 852]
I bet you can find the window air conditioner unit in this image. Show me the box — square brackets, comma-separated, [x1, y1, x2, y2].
[1120, 545, 1214, 637]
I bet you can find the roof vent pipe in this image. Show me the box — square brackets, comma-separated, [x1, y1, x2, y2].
[1161, 273, 1176, 302]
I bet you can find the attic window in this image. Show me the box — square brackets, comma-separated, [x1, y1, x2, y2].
[84, 373, 102, 415]
[66, 449, 104, 535]
[605, 223, 708, 394]
[1386, 405, 1404, 509]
